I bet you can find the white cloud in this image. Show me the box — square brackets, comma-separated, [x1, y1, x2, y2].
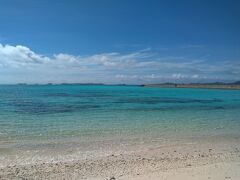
[172, 73, 186, 79]
[0, 43, 239, 84]
[0, 44, 50, 67]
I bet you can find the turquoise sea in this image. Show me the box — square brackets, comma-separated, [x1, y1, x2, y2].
[0, 85, 240, 166]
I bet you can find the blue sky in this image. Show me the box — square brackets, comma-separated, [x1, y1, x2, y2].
[0, 0, 239, 84]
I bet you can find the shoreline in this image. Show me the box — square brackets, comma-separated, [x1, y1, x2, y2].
[1, 85, 240, 179]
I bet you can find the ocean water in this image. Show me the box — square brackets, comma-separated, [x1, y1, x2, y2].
[0, 85, 240, 165]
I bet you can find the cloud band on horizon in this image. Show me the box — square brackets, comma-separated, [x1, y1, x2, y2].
[0, 43, 239, 84]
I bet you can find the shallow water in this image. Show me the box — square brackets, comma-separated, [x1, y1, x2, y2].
[0, 85, 240, 166]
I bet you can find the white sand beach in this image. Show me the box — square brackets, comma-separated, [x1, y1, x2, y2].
[1, 136, 240, 180]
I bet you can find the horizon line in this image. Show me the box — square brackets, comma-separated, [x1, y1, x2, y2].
[0, 80, 239, 86]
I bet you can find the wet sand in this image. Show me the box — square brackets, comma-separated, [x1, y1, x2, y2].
[1, 138, 240, 180]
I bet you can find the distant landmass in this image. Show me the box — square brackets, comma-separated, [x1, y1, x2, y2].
[5, 81, 240, 90]
[143, 81, 240, 90]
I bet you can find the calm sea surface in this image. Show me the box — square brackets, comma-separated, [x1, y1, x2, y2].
[0, 85, 240, 165]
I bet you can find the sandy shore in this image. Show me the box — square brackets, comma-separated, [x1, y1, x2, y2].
[1, 138, 240, 180]
[117, 162, 240, 180]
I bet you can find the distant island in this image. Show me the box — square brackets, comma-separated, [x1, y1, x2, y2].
[3, 81, 239, 90]
[143, 81, 240, 90]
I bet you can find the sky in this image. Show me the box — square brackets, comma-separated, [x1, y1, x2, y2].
[0, 0, 239, 84]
